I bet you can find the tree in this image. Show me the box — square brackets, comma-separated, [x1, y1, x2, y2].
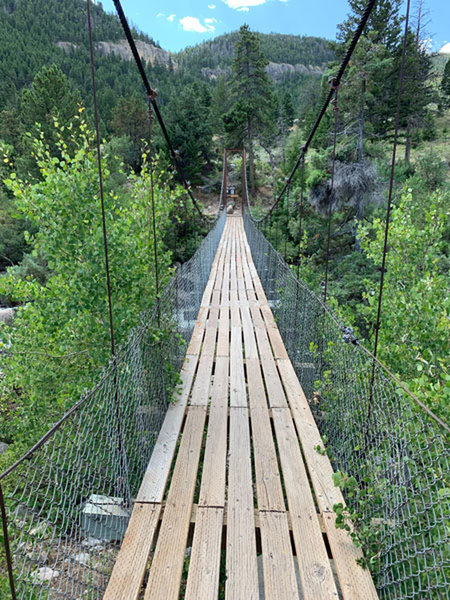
[281, 91, 295, 130]
[20, 64, 81, 146]
[440, 58, 450, 108]
[166, 82, 212, 185]
[358, 183, 449, 421]
[398, 31, 435, 164]
[111, 95, 148, 171]
[225, 25, 273, 196]
[18, 64, 81, 177]
[337, 0, 402, 51]
[0, 118, 176, 442]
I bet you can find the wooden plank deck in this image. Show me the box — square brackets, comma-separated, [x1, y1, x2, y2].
[104, 211, 378, 600]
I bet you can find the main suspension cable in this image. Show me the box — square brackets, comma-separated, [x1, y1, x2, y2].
[258, 0, 377, 222]
[112, 0, 207, 221]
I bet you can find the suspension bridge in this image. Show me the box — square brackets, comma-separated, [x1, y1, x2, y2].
[0, 1, 448, 599]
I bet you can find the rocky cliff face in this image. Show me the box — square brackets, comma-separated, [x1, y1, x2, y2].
[96, 40, 176, 68]
[56, 39, 176, 69]
[266, 61, 323, 80]
[200, 61, 324, 81]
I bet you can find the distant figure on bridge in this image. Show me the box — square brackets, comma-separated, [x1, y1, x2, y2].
[226, 185, 237, 198]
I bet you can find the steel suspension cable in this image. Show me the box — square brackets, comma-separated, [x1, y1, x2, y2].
[146, 100, 160, 306]
[87, 0, 116, 356]
[323, 89, 339, 303]
[365, 0, 412, 439]
[296, 155, 305, 280]
[260, 0, 377, 222]
[372, 0, 411, 364]
[112, 0, 207, 221]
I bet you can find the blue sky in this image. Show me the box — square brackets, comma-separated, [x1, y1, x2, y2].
[99, 0, 449, 54]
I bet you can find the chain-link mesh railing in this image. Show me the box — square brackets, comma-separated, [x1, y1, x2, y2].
[0, 210, 225, 600]
[244, 210, 449, 600]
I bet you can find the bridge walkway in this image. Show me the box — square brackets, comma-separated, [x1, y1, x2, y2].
[103, 211, 378, 600]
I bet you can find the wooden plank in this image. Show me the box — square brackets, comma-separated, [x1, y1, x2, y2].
[256, 334, 288, 408]
[272, 407, 339, 599]
[103, 503, 161, 600]
[198, 355, 228, 507]
[259, 511, 300, 600]
[226, 407, 259, 600]
[240, 303, 258, 359]
[246, 357, 268, 409]
[230, 327, 246, 407]
[250, 407, 285, 512]
[216, 305, 230, 357]
[184, 507, 224, 600]
[136, 354, 198, 503]
[144, 406, 207, 600]
[186, 307, 207, 355]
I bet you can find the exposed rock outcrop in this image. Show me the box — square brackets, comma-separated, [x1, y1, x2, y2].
[96, 40, 176, 68]
[266, 61, 324, 80]
[56, 41, 78, 53]
[55, 39, 176, 69]
[201, 61, 325, 81]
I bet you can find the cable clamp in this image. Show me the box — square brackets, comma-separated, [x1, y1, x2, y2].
[330, 77, 340, 91]
[342, 326, 358, 345]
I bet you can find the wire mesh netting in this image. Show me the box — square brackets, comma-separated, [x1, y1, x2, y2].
[0, 210, 225, 600]
[244, 211, 449, 600]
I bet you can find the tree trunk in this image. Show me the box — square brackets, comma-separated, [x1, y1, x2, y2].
[248, 117, 255, 197]
[405, 118, 412, 165]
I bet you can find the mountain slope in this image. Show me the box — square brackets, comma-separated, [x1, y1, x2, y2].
[0, 0, 333, 133]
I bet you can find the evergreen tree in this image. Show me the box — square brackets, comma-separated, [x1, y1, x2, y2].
[441, 58, 450, 108]
[337, 0, 402, 51]
[111, 95, 148, 171]
[398, 31, 435, 164]
[166, 82, 212, 185]
[18, 64, 82, 177]
[281, 91, 295, 129]
[209, 75, 231, 142]
[225, 25, 273, 196]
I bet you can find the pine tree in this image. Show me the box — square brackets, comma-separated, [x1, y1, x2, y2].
[166, 82, 212, 185]
[398, 30, 435, 164]
[225, 25, 273, 196]
[337, 0, 402, 51]
[111, 95, 148, 171]
[441, 58, 450, 108]
[281, 91, 295, 130]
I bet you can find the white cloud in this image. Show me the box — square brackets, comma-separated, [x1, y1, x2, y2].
[205, 17, 217, 23]
[222, 0, 266, 9]
[237, 5, 249, 9]
[156, 12, 164, 17]
[208, 3, 216, 8]
[279, 0, 288, 2]
[167, 13, 176, 21]
[439, 42, 450, 54]
[180, 16, 214, 33]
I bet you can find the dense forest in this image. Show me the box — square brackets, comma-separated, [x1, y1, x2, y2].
[0, 0, 448, 465]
